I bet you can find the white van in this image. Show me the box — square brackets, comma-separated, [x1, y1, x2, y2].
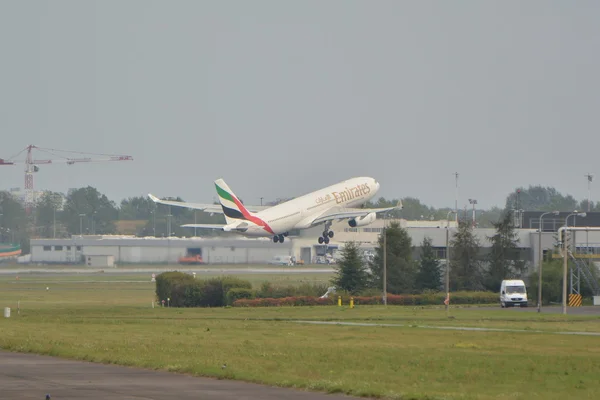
[499, 279, 528, 308]
[268, 255, 292, 265]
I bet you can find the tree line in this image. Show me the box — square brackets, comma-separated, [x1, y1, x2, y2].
[331, 208, 596, 301]
[1, 184, 598, 254]
[332, 209, 527, 296]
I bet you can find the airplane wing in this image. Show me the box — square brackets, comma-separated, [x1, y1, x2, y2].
[181, 221, 249, 232]
[180, 224, 227, 230]
[148, 194, 268, 213]
[309, 201, 402, 226]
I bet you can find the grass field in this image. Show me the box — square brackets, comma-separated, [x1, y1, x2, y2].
[1, 274, 600, 400]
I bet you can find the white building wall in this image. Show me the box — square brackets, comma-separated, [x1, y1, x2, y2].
[31, 245, 68, 263]
[204, 246, 262, 264]
[31, 243, 81, 263]
[246, 247, 292, 264]
[84, 255, 115, 267]
[82, 245, 119, 258]
[30, 236, 295, 264]
[119, 245, 187, 263]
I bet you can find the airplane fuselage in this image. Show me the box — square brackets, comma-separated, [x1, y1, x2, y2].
[228, 177, 380, 237]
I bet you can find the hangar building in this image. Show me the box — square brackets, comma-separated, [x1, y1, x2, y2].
[27, 214, 600, 270]
[29, 235, 292, 265]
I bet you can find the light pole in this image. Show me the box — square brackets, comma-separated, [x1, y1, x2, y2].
[445, 210, 456, 314]
[567, 211, 586, 253]
[79, 214, 85, 236]
[52, 201, 56, 239]
[152, 205, 157, 237]
[383, 212, 388, 306]
[537, 210, 559, 312]
[91, 211, 97, 235]
[52, 193, 62, 239]
[468, 199, 477, 227]
[454, 172, 459, 223]
[585, 173, 594, 212]
[164, 202, 172, 237]
[562, 212, 586, 314]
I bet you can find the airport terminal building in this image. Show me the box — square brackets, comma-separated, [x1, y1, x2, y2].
[26, 212, 600, 270]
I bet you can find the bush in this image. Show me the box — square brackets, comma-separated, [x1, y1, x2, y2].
[256, 281, 330, 298]
[155, 271, 196, 307]
[233, 296, 336, 307]
[154, 274, 253, 307]
[210, 276, 253, 306]
[233, 291, 498, 307]
[227, 288, 256, 305]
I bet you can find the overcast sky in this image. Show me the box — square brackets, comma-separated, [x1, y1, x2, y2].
[1, 1, 599, 210]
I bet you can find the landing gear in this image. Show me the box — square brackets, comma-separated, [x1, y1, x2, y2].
[273, 233, 288, 243]
[318, 236, 330, 244]
[317, 221, 333, 244]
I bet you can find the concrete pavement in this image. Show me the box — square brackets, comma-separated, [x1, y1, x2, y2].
[0, 351, 364, 400]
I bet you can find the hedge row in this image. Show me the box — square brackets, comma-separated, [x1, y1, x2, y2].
[233, 296, 336, 307]
[256, 281, 330, 298]
[232, 291, 499, 307]
[155, 272, 499, 308]
[155, 271, 252, 307]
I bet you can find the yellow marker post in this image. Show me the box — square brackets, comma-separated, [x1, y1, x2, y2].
[338, 296, 341, 306]
[350, 297, 354, 309]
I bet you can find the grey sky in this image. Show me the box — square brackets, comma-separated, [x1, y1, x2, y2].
[1, 1, 599, 210]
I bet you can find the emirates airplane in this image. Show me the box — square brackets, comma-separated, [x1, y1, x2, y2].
[148, 177, 400, 244]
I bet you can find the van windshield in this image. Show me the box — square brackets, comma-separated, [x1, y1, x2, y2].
[506, 286, 526, 294]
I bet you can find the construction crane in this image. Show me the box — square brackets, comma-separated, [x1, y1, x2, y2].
[0, 144, 133, 214]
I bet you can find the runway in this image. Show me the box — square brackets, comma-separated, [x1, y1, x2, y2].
[0, 351, 363, 400]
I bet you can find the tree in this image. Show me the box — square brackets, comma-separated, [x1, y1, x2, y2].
[449, 220, 484, 291]
[505, 185, 578, 212]
[577, 199, 600, 212]
[119, 196, 155, 220]
[61, 187, 118, 235]
[473, 206, 503, 229]
[369, 221, 417, 294]
[366, 197, 436, 220]
[416, 236, 442, 291]
[363, 197, 498, 228]
[34, 191, 65, 238]
[331, 241, 370, 294]
[484, 210, 527, 291]
[0, 191, 29, 252]
[527, 259, 564, 305]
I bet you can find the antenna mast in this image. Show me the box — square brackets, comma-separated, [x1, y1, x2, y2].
[585, 173, 594, 212]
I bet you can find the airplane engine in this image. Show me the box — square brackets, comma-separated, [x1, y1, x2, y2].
[348, 212, 377, 228]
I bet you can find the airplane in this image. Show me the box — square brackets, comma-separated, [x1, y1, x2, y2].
[147, 177, 401, 244]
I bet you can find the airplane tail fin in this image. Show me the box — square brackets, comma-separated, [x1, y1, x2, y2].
[214, 178, 253, 224]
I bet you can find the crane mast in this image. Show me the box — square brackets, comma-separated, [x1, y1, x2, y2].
[1, 144, 133, 214]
